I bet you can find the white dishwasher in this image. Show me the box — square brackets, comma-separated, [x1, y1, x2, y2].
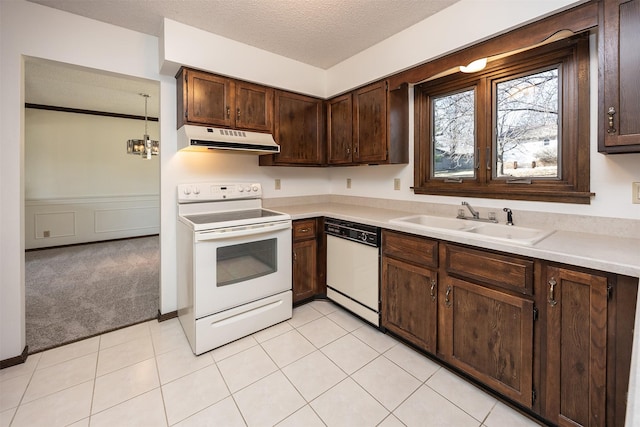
[325, 218, 380, 326]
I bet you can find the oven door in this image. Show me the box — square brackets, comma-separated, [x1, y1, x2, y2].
[193, 220, 292, 318]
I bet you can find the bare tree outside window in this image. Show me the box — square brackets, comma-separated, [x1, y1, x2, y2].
[495, 68, 559, 178]
[432, 88, 475, 178]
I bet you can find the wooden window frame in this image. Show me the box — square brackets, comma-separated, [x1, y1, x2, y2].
[414, 35, 592, 204]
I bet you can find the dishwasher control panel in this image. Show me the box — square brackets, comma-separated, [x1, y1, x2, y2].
[324, 218, 380, 247]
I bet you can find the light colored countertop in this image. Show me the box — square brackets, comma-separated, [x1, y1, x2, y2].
[275, 202, 640, 279]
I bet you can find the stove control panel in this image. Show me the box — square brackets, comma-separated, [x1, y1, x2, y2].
[178, 182, 262, 202]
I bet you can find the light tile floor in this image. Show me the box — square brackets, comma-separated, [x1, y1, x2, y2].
[0, 300, 544, 426]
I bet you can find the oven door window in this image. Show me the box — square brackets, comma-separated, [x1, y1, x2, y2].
[216, 238, 277, 286]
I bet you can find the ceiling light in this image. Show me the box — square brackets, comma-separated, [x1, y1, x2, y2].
[460, 58, 488, 73]
[127, 93, 158, 159]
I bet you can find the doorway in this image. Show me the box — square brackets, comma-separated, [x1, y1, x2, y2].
[24, 58, 161, 353]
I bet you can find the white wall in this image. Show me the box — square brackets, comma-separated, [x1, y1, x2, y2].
[25, 109, 160, 199]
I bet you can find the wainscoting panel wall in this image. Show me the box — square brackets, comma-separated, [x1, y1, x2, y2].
[25, 195, 159, 249]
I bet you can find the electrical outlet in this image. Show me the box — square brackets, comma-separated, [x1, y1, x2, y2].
[633, 182, 640, 204]
[43, 230, 50, 238]
[346, 178, 352, 189]
[394, 178, 401, 191]
[275, 178, 281, 190]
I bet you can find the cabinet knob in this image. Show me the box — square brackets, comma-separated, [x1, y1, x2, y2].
[607, 107, 617, 134]
[226, 106, 230, 119]
[237, 108, 241, 120]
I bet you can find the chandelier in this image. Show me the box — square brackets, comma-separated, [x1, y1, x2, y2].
[126, 93, 159, 159]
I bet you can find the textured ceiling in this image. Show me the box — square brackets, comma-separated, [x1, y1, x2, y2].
[24, 0, 459, 116]
[27, 0, 459, 69]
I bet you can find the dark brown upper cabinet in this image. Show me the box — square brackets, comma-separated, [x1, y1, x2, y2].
[177, 67, 273, 132]
[327, 80, 409, 165]
[260, 90, 325, 166]
[599, 0, 640, 153]
[327, 93, 353, 164]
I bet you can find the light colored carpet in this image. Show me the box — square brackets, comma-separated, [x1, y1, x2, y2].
[25, 235, 159, 354]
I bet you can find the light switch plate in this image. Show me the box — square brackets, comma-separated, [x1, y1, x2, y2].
[275, 179, 281, 190]
[394, 178, 401, 191]
[346, 178, 352, 189]
[633, 182, 640, 204]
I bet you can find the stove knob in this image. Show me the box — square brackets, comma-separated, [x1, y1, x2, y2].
[245, 186, 251, 192]
[193, 187, 200, 195]
[238, 187, 244, 192]
[183, 187, 191, 195]
[252, 185, 259, 192]
[361, 234, 368, 242]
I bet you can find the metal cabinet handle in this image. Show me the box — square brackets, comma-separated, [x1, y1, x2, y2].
[430, 279, 437, 302]
[445, 286, 452, 307]
[346, 147, 351, 154]
[237, 108, 241, 120]
[226, 106, 230, 119]
[298, 228, 310, 233]
[548, 277, 557, 306]
[293, 251, 297, 262]
[607, 107, 617, 134]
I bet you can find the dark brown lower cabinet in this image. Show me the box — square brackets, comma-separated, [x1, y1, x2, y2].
[441, 276, 534, 407]
[381, 256, 437, 353]
[292, 219, 318, 303]
[381, 230, 439, 353]
[380, 230, 637, 426]
[542, 265, 607, 426]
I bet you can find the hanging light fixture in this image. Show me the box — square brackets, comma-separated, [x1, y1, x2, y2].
[127, 93, 159, 159]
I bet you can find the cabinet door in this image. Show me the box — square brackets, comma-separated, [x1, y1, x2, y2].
[235, 81, 274, 132]
[293, 239, 317, 303]
[599, 0, 640, 152]
[442, 276, 534, 408]
[327, 93, 353, 164]
[273, 91, 324, 165]
[354, 81, 387, 163]
[184, 70, 233, 127]
[542, 266, 608, 426]
[382, 256, 438, 353]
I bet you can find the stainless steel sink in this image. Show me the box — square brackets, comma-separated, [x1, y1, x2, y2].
[389, 215, 476, 231]
[389, 215, 555, 245]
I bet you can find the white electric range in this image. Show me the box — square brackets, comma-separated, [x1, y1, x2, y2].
[176, 182, 292, 355]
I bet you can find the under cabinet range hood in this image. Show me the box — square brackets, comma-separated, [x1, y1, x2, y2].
[178, 124, 280, 154]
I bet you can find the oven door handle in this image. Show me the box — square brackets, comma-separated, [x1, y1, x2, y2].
[195, 220, 291, 241]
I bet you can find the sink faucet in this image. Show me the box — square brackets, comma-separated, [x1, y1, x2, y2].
[503, 208, 514, 226]
[462, 201, 479, 219]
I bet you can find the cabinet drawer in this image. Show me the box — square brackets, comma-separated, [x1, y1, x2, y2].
[444, 244, 533, 295]
[293, 219, 316, 241]
[382, 230, 438, 269]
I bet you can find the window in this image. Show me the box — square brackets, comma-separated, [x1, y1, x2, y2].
[414, 35, 592, 204]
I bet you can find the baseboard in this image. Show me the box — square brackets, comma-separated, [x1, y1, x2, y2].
[0, 345, 28, 369]
[158, 310, 178, 322]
